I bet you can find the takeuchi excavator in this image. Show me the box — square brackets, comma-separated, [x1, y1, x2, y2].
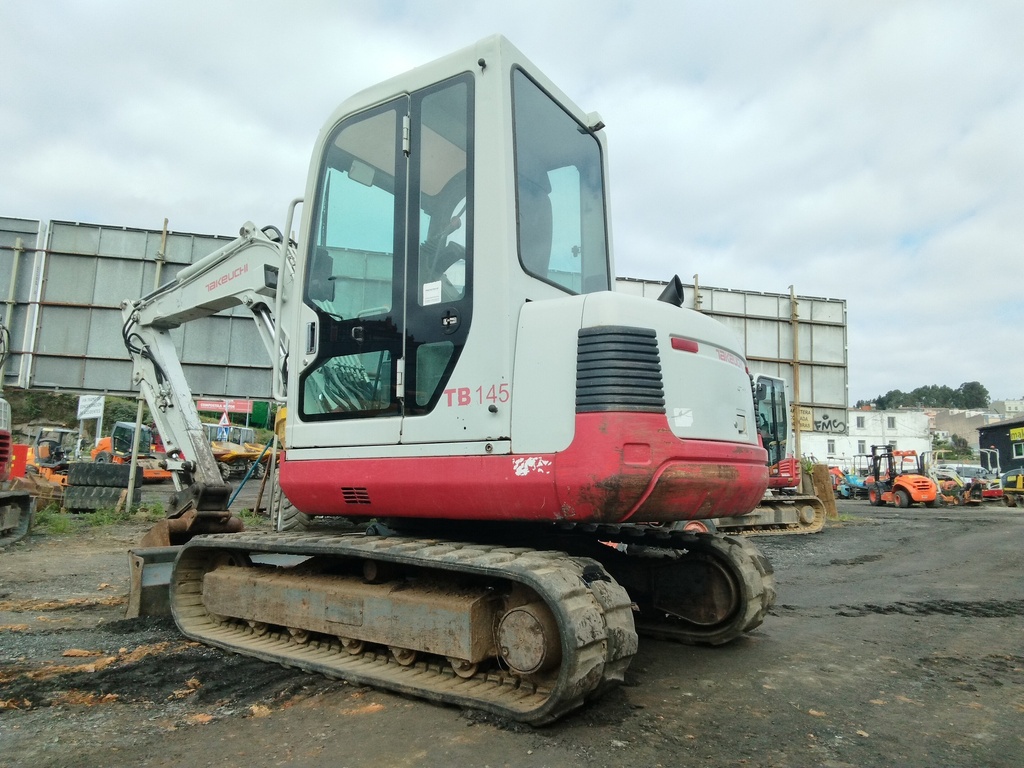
[714, 374, 826, 535]
[123, 36, 777, 724]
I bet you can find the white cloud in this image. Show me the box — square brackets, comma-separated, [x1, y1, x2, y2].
[3, 0, 1023, 402]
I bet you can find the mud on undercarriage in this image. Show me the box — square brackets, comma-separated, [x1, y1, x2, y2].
[158, 524, 774, 725]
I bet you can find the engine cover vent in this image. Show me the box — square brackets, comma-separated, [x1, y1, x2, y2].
[341, 487, 371, 505]
[576, 326, 665, 413]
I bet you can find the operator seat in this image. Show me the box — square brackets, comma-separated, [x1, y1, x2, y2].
[518, 174, 552, 279]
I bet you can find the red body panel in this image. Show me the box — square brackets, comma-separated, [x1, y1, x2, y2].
[0, 428, 11, 482]
[281, 412, 769, 523]
[767, 456, 801, 491]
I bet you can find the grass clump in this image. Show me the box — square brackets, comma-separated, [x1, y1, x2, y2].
[34, 503, 74, 534]
[238, 506, 270, 529]
[130, 502, 166, 523]
[83, 507, 127, 526]
[33, 500, 161, 534]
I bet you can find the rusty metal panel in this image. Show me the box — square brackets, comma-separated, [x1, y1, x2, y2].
[202, 567, 499, 662]
[742, 317, 785, 360]
[15, 221, 270, 397]
[0, 218, 42, 391]
[7, 222, 847, 417]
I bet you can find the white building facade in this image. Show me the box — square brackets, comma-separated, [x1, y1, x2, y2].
[990, 400, 1024, 419]
[801, 409, 931, 469]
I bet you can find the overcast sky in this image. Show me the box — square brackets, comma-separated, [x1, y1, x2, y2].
[3, 1, 1022, 404]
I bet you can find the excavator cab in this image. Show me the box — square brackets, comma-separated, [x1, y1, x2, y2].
[109, 422, 154, 457]
[754, 376, 787, 465]
[295, 62, 610, 429]
[280, 36, 769, 524]
[753, 374, 802, 490]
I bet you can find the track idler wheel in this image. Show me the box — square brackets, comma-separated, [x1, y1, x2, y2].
[496, 601, 563, 675]
[650, 550, 739, 627]
[601, 534, 775, 646]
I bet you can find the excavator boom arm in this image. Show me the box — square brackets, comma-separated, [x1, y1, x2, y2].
[121, 222, 292, 512]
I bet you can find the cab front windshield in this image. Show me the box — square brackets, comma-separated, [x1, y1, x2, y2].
[300, 74, 473, 420]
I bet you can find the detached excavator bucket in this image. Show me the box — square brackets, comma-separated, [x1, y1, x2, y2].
[127, 510, 245, 617]
[126, 546, 179, 618]
[11, 473, 64, 505]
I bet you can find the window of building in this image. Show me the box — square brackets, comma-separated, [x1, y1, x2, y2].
[887, 417, 896, 429]
[888, 440, 897, 448]
[827, 439, 836, 454]
[856, 416, 865, 429]
[1014, 443, 1024, 460]
[858, 440, 866, 454]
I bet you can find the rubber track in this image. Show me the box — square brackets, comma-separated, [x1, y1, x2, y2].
[0, 491, 34, 547]
[718, 495, 827, 536]
[171, 532, 638, 725]
[547, 525, 777, 645]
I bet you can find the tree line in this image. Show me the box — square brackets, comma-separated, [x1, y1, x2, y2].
[855, 381, 990, 411]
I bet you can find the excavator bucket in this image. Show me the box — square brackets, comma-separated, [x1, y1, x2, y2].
[126, 537, 302, 619]
[126, 546, 179, 617]
[128, 510, 244, 617]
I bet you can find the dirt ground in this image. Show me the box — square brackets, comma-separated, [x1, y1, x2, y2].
[1, 497, 1022, 768]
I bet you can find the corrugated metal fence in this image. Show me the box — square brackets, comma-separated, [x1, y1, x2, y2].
[2, 218, 848, 432]
[1, 217, 272, 399]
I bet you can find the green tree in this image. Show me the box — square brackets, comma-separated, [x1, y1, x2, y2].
[909, 384, 955, 407]
[873, 389, 909, 410]
[949, 434, 972, 457]
[860, 381, 991, 410]
[953, 381, 989, 409]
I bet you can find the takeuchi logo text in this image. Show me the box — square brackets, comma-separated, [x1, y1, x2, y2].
[207, 264, 248, 291]
[716, 348, 743, 369]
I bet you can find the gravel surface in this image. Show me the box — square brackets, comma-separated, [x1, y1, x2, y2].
[1, 498, 1021, 767]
